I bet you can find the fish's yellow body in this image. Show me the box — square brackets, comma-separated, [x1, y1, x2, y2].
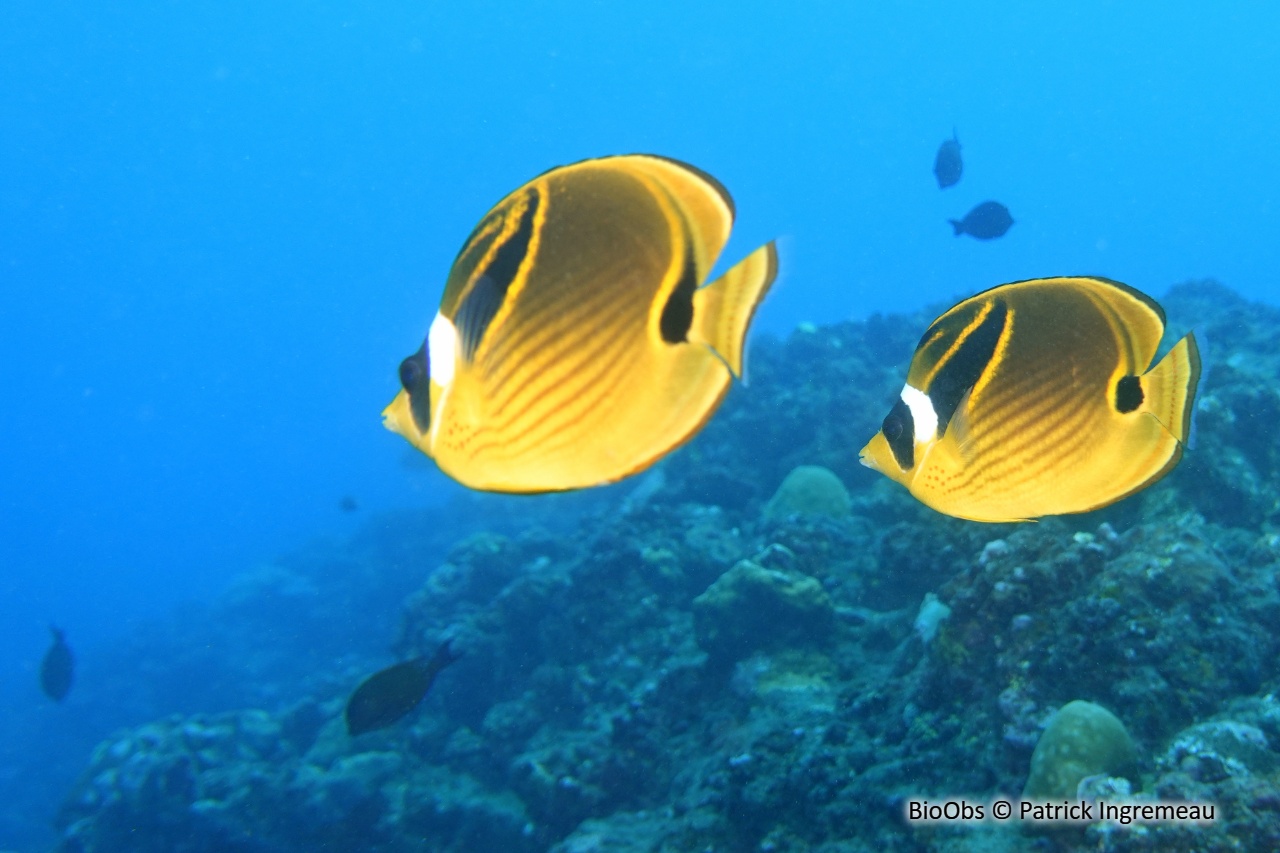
[859, 277, 1200, 522]
[384, 155, 778, 493]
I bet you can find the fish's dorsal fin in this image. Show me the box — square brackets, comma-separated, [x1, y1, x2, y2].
[1071, 277, 1168, 371]
[687, 242, 779, 378]
[634, 155, 736, 278]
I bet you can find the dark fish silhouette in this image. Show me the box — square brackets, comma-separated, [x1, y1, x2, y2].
[933, 130, 962, 189]
[950, 201, 1013, 240]
[339, 495, 359, 513]
[40, 626, 74, 702]
[345, 640, 461, 736]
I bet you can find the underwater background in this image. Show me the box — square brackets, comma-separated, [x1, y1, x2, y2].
[4, 2, 1280, 851]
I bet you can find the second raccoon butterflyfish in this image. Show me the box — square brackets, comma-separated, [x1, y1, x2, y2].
[383, 154, 778, 493]
[859, 277, 1201, 522]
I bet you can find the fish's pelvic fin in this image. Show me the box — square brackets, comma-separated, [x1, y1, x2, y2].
[688, 241, 779, 379]
[433, 638, 463, 667]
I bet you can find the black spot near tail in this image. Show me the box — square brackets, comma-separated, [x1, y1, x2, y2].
[660, 245, 699, 344]
[1115, 375, 1143, 414]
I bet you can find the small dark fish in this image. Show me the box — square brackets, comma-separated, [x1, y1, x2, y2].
[339, 495, 359, 513]
[949, 201, 1013, 240]
[345, 640, 461, 736]
[40, 626, 74, 702]
[933, 130, 962, 189]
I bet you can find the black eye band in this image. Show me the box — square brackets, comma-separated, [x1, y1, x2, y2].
[399, 341, 432, 433]
[399, 354, 424, 393]
[882, 398, 915, 470]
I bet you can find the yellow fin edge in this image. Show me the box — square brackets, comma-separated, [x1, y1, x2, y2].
[688, 241, 779, 378]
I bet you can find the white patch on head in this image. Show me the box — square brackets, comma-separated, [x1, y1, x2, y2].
[428, 312, 458, 387]
[900, 383, 938, 443]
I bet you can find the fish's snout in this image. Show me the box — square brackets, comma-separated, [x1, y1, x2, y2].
[858, 441, 880, 472]
[858, 433, 903, 479]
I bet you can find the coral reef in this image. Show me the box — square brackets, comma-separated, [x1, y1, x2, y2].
[692, 551, 834, 665]
[762, 465, 852, 522]
[37, 281, 1280, 853]
[1022, 700, 1137, 800]
[56, 708, 535, 853]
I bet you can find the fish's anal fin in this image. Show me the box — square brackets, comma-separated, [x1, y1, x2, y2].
[1138, 332, 1201, 445]
[687, 241, 778, 379]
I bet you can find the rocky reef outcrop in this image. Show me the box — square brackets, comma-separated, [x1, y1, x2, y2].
[47, 281, 1280, 853]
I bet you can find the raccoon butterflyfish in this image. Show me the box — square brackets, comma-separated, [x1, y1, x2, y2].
[345, 640, 461, 736]
[383, 154, 779, 493]
[933, 130, 962, 189]
[950, 201, 1013, 240]
[859, 277, 1201, 522]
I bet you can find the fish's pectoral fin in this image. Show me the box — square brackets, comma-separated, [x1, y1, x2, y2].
[687, 241, 778, 379]
[1134, 332, 1201, 445]
[454, 274, 506, 362]
[945, 386, 980, 465]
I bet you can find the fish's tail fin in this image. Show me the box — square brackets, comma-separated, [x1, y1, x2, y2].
[1183, 329, 1211, 450]
[689, 241, 779, 379]
[949, 219, 964, 236]
[1141, 331, 1201, 445]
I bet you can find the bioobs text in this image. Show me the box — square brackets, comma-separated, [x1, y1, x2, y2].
[906, 800, 986, 822]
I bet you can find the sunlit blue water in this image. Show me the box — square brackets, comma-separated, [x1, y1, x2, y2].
[2, 2, 1279, 849]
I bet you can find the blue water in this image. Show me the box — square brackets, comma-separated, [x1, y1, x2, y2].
[2, 1, 1279, 847]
